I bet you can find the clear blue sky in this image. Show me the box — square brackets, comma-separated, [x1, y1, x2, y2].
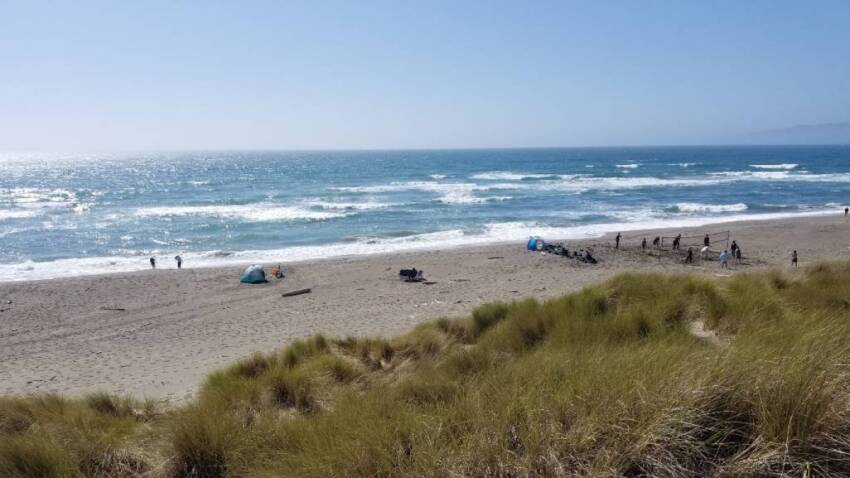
[1, 1, 848, 150]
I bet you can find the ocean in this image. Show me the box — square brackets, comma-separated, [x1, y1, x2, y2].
[1, 146, 848, 282]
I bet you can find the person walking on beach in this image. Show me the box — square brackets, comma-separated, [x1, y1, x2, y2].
[641, 237, 647, 251]
[615, 233, 621, 249]
[730, 240, 738, 255]
[149, 257, 156, 269]
[175, 255, 183, 269]
[672, 234, 681, 250]
[652, 236, 660, 249]
[735, 247, 742, 264]
[845, 207, 848, 217]
[685, 247, 693, 264]
[703, 234, 710, 248]
[791, 250, 798, 268]
[719, 250, 730, 269]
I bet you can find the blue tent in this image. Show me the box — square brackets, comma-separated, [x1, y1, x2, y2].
[527, 236, 541, 251]
[240, 264, 267, 284]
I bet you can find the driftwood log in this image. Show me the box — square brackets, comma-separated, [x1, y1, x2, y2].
[282, 288, 312, 298]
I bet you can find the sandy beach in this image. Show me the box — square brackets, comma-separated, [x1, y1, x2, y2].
[2, 214, 848, 402]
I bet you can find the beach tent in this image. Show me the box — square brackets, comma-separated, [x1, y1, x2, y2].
[527, 236, 541, 251]
[240, 264, 267, 284]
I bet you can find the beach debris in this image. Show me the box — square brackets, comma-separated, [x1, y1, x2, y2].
[282, 288, 312, 298]
[487, 256, 504, 260]
[5, 300, 11, 304]
[101, 307, 126, 312]
[422, 281, 437, 285]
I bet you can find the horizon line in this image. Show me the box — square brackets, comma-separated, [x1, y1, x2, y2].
[2, 143, 850, 156]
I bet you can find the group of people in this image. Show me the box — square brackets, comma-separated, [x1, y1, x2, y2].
[149, 255, 183, 269]
[622, 231, 752, 267]
[620, 230, 804, 269]
[636, 236, 665, 251]
[543, 242, 598, 264]
[717, 240, 744, 268]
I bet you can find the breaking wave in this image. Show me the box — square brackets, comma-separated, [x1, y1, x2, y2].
[470, 171, 562, 181]
[674, 202, 748, 213]
[134, 204, 349, 222]
[750, 163, 799, 170]
[0, 209, 39, 220]
[304, 200, 394, 211]
[333, 181, 519, 204]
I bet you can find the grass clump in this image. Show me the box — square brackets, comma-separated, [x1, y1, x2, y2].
[471, 301, 510, 338]
[0, 435, 76, 478]
[230, 352, 274, 379]
[0, 393, 154, 478]
[6, 262, 850, 476]
[169, 405, 240, 478]
[267, 368, 316, 412]
[314, 355, 361, 383]
[83, 392, 146, 419]
[281, 334, 329, 368]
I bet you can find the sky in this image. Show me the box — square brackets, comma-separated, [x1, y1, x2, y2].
[1, 1, 849, 150]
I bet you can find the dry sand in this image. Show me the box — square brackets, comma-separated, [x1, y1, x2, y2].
[2, 215, 849, 402]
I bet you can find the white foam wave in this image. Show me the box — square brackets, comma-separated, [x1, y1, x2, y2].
[615, 164, 639, 169]
[0, 187, 84, 212]
[750, 163, 799, 170]
[333, 181, 466, 194]
[675, 202, 748, 213]
[134, 204, 348, 222]
[470, 171, 560, 181]
[0, 209, 39, 220]
[710, 171, 791, 179]
[538, 176, 724, 193]
[438, 193, 512, 205]
[429, 174, 447, 179]
[438, 192, 486, 204]
[333, 180, 521, 204]
[305, 200, 393, 211]
[0, 188, 96, 220]
[669, 162, 697, 168]
[336, 171, 850, 198]
[709, 171, 850, 182]
[1, 208, 839, 282]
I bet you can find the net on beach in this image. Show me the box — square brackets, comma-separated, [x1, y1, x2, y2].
[661, 230, 730, 249]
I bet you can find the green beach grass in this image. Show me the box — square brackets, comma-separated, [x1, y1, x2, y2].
[3, 263, 850, 477]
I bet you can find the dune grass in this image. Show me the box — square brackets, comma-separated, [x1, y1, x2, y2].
[4, 263, 850, 476]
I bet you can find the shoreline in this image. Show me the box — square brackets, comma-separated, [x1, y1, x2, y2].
[0, 208, 842, 284]
[2, 214, 849, 401]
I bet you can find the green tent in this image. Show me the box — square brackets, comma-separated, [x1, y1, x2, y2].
[240, 264, 267, 284]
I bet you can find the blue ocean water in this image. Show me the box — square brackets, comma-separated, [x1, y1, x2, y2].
[1, 146, 848, 281]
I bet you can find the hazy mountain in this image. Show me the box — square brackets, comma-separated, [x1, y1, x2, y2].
[741, 122, 850, 145]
